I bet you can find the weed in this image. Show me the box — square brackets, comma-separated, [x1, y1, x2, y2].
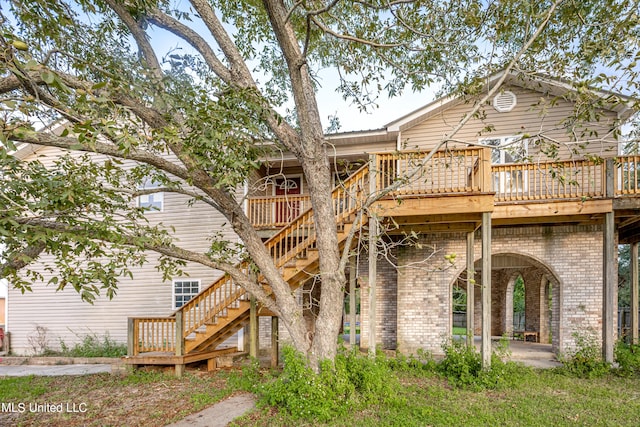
[0, 376, 50, 400]
[227, 357, 263, 392]
[27, 326, 51, 355]
[559, 332, 610, 378]
[437, 337, 525, 390]
[256, 346, 401, 422]
[53, 333, 127, 357]
[614, 341, 640, 377]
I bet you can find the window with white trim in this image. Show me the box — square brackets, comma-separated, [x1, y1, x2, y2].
[173, 279, 200, 309]
[138, 178, 164, 212]
[480, 136, 529, 194]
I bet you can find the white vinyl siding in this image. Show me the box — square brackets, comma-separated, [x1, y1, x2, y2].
[401, 86, 619, 159]
[7, 145, 235, 355]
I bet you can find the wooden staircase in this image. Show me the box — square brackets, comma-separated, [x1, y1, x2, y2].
[123, 163, 370, 373]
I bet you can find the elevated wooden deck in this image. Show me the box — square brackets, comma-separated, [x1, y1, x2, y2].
[127, 148, 640, 374]
[248, 152, 640, 239]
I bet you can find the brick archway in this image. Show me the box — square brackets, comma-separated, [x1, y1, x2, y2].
[451, 252, 562, 351]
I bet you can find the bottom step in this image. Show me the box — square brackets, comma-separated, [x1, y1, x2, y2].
[121, 346, 239, 366]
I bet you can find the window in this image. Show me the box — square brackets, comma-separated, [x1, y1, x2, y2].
[480, 136, 528, 194]
[138, 178, 163, 212]
[173, 279, 200, 309]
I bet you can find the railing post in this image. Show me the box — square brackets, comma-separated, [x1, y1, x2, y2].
[481, 147, 492, 192]
[606, 158, 615, 198]
[175, 310, 185, 377]
[369, 153, 378, 196]
[127, 318, 137, 356]
[175, 311, 184, 357]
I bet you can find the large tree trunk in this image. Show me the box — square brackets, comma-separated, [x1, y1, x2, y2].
[263, 0, 347, 368]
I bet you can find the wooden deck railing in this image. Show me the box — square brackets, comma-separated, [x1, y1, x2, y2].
[492, 159, 605, 202]
[264, 163, 369, 269]
[247, 195, 311, 228]
[127, 316, 177, 354]
[375, 147, 491, 196]
[615, 155, 640, 195]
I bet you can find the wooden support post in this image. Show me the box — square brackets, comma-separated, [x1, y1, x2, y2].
[481, 212, 492, 369]
[349, 257, 357, 347]
[466, 231, 475, 347]
[250, 297, 258, 359]
[368, 153, 378, 357]
[175, 310, 185, 377]
[271, 317, 279, 368]
[127, 318, 136, 356]
[603, 211, 615, 363]
[368, 215, 378, 357]
[632, 242, 639, 345]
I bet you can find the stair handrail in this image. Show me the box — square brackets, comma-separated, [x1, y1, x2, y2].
[168, 162, 370, 343]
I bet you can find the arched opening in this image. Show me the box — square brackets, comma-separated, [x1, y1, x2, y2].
[513, 275, 525, 332]
[451, 283, 467, 336]
[450, 252, 562, 352]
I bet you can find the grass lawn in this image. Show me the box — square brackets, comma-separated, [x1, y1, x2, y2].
[452, 326, 467, 335]
[1, 362, 639, 427]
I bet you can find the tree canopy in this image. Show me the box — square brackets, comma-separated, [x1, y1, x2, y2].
[1, 0, 639, 366]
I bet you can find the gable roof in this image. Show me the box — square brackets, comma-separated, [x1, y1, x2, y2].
[326, 71, 637, 145]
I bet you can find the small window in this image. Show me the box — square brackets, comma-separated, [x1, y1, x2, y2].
[173, 279, 200, 309]
[138, 178, 163, 212]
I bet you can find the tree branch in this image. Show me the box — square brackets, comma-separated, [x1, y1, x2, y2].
[8, 130, 191, 181]
[146, 9, 233, 83]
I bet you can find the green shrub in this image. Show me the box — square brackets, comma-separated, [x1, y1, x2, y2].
[437, 337, 525, 390]
[438, 338, 483, 387]
[257, 346, 401, 422]
[614, 341, 640, 377]
[388, 348, 437, 373]
[559, 332, 610, 378]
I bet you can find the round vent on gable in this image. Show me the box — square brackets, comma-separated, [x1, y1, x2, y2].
[493, 90, 517, 112]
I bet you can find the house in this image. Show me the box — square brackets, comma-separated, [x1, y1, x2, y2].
[6, 72, 639, 371]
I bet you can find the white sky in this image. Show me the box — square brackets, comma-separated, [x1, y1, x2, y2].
[313, 69, 435, 132]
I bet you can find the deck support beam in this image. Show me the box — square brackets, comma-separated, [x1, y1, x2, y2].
[632, 243, 639, 345]
[481, 212, 492, 369]
[466, 231, 475, 347]
[250, 297, 258, 359]
[349, 256, 357, 347]
[175, 310, 185, 377]
[603, 211, 616, 363]
[368, 214, 379, 357]
[368, 154, 378, 357]
[271, 316, 279, 368]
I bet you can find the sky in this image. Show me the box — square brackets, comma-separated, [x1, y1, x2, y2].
[146, 9, 437, 134]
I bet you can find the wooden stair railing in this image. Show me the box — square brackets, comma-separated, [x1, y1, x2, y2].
[127, 162, 370, 357]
